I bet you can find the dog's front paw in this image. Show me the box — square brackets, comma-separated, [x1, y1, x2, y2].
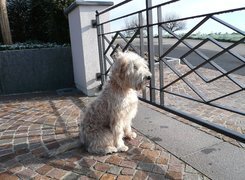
[117, 145, 129, 152]
[125, 132, 137, 140]
[130, 132, 137, 139]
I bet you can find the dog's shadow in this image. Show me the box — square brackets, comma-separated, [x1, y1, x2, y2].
[0, 94, 179, 179]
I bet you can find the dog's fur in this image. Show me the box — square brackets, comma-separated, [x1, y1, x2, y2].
[80, 51, 151, 154]
[48, 51, 151, 156]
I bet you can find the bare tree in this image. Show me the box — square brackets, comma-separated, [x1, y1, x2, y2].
[0, 0, 13, 44]
[123, 13, 185, 38]
[163, 13, 186, 32]
[124, 16, 146, 38]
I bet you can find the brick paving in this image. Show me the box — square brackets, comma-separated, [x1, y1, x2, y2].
[141, 63, 244, 148]
[0, 93, 209, 179]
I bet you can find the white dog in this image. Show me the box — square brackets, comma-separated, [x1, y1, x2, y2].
[48, 51, 151, 156]
[79, 51, 152, 154]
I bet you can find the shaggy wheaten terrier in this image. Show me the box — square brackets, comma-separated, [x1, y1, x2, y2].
[79, 51, 152, 154]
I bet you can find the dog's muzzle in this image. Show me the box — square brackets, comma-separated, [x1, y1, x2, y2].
[146, 76, 151, 80]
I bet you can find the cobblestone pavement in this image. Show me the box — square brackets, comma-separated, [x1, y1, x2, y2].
[140, 64, 244, 148]
[0, 93, 209, 179]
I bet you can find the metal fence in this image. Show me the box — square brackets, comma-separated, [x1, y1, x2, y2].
[95, 0, 245, 143]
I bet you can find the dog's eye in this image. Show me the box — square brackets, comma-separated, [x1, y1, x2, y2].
[134, 65, 138, 70]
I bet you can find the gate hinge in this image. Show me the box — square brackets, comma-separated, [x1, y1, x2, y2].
[91, 20, 97, 28]
[96, 73, 101, 80]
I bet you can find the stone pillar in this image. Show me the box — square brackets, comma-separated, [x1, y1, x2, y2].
[65, 1, 113, 96]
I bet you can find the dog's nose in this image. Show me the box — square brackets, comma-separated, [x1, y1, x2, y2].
[146, 76, 151, 80]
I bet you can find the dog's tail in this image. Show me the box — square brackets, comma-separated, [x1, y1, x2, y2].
[48, 138, 82, 157]
[48, 128, 86, 157]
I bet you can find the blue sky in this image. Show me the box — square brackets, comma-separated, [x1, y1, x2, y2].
[96, 0, 245, 34]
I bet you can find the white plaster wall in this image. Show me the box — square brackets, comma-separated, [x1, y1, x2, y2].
[68, 8, 87, 94]
[68, 4, 111, 96]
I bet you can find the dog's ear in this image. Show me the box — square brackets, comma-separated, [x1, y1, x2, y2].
[111, 44, 123, 61]
[119, 58, 128, 80]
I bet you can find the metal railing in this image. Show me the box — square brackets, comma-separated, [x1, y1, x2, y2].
[95, 0, 245, 143]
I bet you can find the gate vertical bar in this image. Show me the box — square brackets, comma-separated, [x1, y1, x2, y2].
[101, 25, 108, 81]
[146, 0, 156, 102]
[139, 12, 146, 99]
[157, 6, 164, 105]
[96, 12, 106, 84]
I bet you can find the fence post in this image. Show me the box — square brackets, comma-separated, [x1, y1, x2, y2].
[146, 0, 156, 102]
[65, 1, 113, 96]
[157, 6, 164, 105]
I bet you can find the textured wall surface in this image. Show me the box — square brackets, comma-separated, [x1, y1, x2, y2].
[0, 47, 74, 94]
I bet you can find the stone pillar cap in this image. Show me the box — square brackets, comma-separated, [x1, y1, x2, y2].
[64, 0, 114, 14]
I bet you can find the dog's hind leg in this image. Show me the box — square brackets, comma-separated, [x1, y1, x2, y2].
[85, 129, 118, 155]
[87, 145, 117, 155]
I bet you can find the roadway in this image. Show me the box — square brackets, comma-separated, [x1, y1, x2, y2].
[116, 38, 245, 76]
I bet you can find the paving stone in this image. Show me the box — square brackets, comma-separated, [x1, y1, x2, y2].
[0, 167, 6, 173]
[121, 168, 135, 176]
[105, 155, 123, 165]
[100, 173, 116, 180]
[66, 155, 82, 163]
[49, 159, 66, 169]
[93, 155, 109, 163]
[16, 152, 34, 162]
[0, 139, 12, 144]
[166, 171, 183, 180]
[152, 164, 167, 175]
[156, 156, 169, 165]
[120, 160, 137, 169]
[0, 172, 19, 180]
[133, 170, 148, 180]
[78, 158, 96, 168]
[62, 172, 80, 180]
[17, 167, 37, 179]
[13, 143, 29, 152]
[137, 162, 154, 172]
[0, 153, 15, 163]
[86, 170, 103, 179]
[117, 175, 133, 180]
[46, 168, 68, 179]
[142, 149, 161, 163]
[94, 162, 110, 172]
[72, 166, 90, 176]
[45, 141, 60, 150]
[29, 142, 42, 150]
[31, 147, 48, 157]
[168, 164, 184, 173]
[148, 173, 167, 180]
[131, 154, 145, 161]
[107, 166, 122, 175]
[36, 164, 54, 175]
[0, 149, 12, 158]
[14, 137, 27, 144]
[63, 162, 76, 171]
[32, 174, 52, 180]
[7, 163, 24, 174]
[14, 147, 30, 156]
[139, 142, 155, 149]
[78, 175, 90, 180]
[127, 147, 143, 155]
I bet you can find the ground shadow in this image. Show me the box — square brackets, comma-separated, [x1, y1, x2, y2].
[0, 93, 185, 179]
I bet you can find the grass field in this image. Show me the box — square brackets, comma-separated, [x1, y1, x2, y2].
[155, 32, 244, 43]
[188, 33, 244, 42]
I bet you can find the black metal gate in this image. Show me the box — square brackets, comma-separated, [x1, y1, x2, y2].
[95, 0, 245, 143]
